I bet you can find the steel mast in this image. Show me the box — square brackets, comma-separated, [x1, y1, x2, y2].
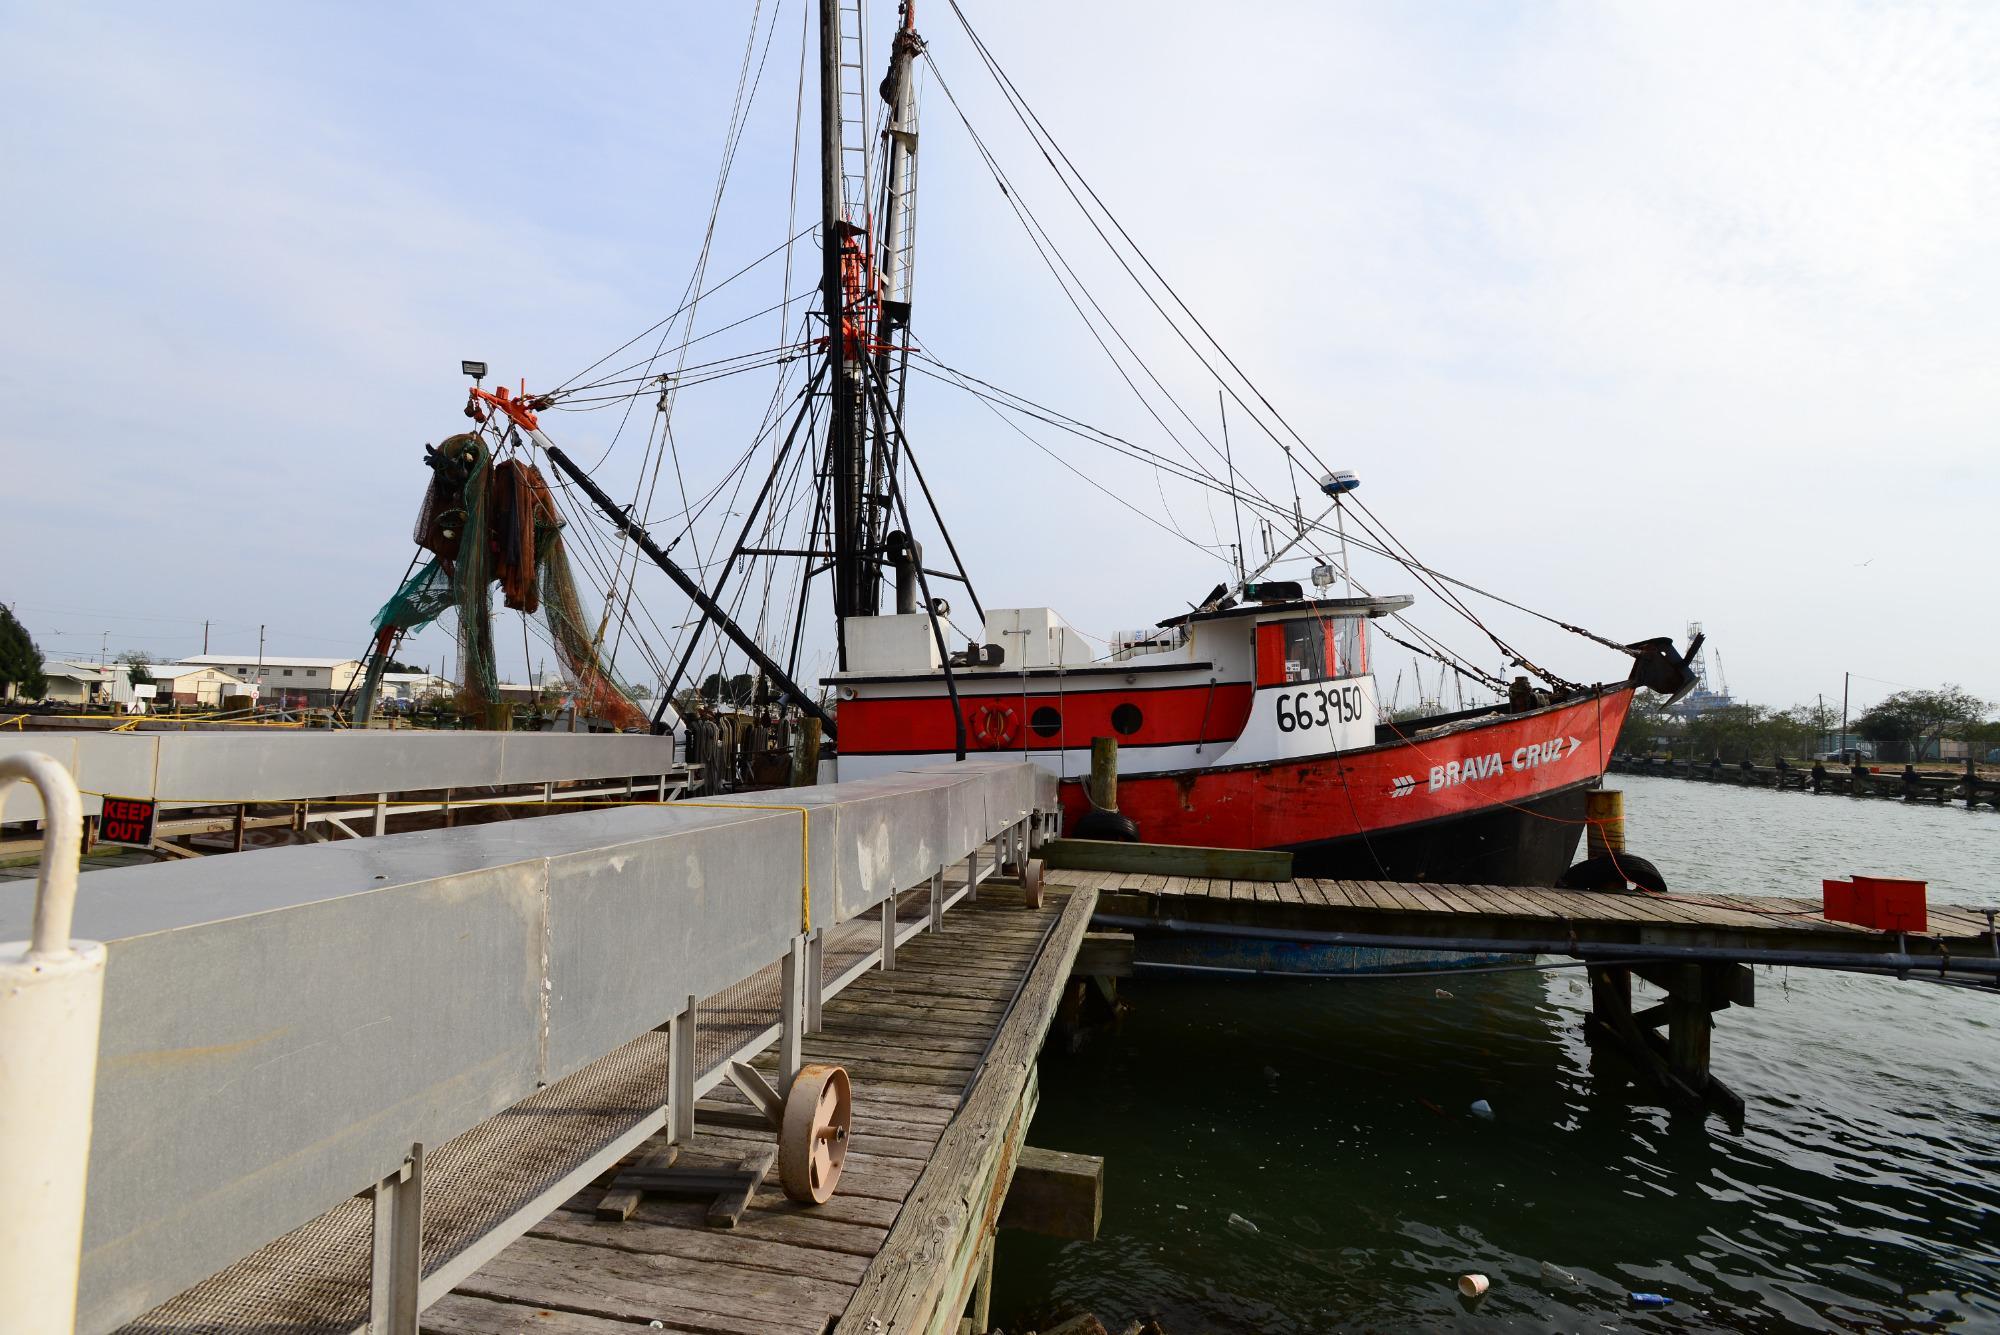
[821, 0, 877, 664]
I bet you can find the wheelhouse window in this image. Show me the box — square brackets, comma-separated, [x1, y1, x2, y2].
[1256, 616, 1366, 686]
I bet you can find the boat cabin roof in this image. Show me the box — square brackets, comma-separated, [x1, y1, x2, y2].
[1160, 594, 1414, 629]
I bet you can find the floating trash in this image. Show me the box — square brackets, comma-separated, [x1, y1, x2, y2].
[1434, 988, 1454, 999]
[1629, 1292, 1673, 1308]
[1469, 1098, 1495, 1120]
[1539, 1260, 1579, 1285]
[1226, 1212, 1260, 1235]
[1457, 1273, 1490, 1298]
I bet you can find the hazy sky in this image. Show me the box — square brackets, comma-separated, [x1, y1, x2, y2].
[4, 1, 1995, 717]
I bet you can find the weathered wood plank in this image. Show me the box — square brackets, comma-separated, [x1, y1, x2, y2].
[834, 888, 1100, 1333]
[530, 1210, 873, 1285]
[423, 1292, 685, 1333]
[457, 1235, 845, 1334]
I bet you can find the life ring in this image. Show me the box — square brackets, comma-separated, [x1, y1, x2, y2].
[973, 705, 1018, 749]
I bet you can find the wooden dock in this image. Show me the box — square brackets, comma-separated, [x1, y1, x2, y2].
[425, 884, 1097, 1335]
[1073, 865, 1998, 1125]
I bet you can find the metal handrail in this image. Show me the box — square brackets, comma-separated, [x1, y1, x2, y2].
[0, 751, 107, 1333]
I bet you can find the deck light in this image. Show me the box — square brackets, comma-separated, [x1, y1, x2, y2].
[461, 360, 488, 384]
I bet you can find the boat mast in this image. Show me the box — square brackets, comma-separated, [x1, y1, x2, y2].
[822, 0, 878, 662]
[868, 5, 921, 531]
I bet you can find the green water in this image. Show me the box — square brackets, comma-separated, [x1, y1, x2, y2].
[994, 775, 2000, 1332]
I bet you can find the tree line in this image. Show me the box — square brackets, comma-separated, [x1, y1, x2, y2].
[1619, 685, 1998, 763]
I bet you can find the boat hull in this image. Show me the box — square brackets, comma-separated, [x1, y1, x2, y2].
[1056, 688, 1631, 888]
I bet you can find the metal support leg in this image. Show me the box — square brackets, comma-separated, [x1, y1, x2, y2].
[668, 993, 697, 1143]
[372, 793, 388, 837]
[880, 897, 897, 971]
[929, 870, 945, 933]
[967, 849, 979, 903]
[781, 935, 808, 1087]
[367, 1144, 423, 1335]
[805, 928, 825, 1032]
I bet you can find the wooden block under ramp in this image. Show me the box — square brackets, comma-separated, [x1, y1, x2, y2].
[998, 1145, 1103, 1241]
[1042, 838, 1292, 882]
[1071, 931, 1135, 979]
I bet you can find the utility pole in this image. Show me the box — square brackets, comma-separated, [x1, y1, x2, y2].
[99, 631, 108, 667]
[202, 620, 209, 654]
[1841, 672, 1850, 758]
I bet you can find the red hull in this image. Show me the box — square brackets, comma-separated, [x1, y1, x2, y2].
[1058, 688, 1633, 855]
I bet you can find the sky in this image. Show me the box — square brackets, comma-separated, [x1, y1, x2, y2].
[3, 0, 1996, 718]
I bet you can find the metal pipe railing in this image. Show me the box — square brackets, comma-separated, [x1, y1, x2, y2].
[0, 751, 107, 1333]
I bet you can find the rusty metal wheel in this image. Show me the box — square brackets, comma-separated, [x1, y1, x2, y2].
[778, 1063, 851, 1204]
[1021, 856, 1046, 909]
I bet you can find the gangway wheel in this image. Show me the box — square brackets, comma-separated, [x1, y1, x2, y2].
[1021, 856, 1046, 909]
[779, 1063, 852, 1204]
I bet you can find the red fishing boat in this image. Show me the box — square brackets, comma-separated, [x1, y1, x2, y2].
[369, 1, 1699, 894]
[826, 582, 1692, 885]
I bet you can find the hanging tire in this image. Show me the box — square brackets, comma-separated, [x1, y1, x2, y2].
[1072, 808, 1140, 842]
[1557, 852, 1668, 894]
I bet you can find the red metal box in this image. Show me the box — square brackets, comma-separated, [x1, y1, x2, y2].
[1850, 875, 1927, 932]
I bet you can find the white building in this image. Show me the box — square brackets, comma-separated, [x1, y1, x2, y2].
[33, 661, 114, 705]
[181, 654, 363, 707]
[376, 672, 454, 707]
[107, 664, 241, 709]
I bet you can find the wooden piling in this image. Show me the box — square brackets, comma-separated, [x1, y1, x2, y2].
[1089, 737, 1118, 811]
[1585, 789, 1624, 859]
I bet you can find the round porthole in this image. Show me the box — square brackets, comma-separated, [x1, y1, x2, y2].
[1030, 706, 1062, 739]
[1111, 703, 1143, 736]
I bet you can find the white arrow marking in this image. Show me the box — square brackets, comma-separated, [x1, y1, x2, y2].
[1567, 736, 1582, 758]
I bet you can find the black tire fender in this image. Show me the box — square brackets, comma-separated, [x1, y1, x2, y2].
[1557, 851, 1668, 894]
[1071, 808, 1141, 843]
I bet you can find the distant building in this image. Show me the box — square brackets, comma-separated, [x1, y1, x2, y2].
[376, 672, 454, 707]
[182, 654, 363, 709]
[108, 664, 240, 709]
[36, 661, 115, 705]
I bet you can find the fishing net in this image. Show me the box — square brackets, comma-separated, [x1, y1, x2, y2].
[358, 432, 646, 731]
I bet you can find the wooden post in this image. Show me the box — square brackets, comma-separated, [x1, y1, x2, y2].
[232, 803, 246, 853]
[968, 1234, 994, 1333]
[1665, 963, 1711, 1088]
[792, 716, 822, 788]
[1585, 789, 1624, 859]
[1090, 736, 1118, 811]
[373, 793, 388, 837]
[1588, 965, 1630, 1032]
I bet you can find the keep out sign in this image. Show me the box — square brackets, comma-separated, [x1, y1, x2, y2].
[99, 795, 158, 847]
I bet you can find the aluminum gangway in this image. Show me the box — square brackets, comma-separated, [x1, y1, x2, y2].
[0, 753, 1056, 1333]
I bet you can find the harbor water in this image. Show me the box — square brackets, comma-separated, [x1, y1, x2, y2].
[996, 773, 2000, 1332]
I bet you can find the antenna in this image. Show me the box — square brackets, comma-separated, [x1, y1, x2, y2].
[1220, 391, 1246, 583]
